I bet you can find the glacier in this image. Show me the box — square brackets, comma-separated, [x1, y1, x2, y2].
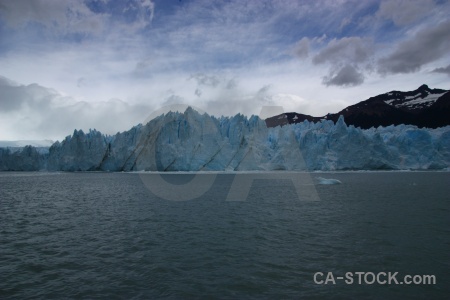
[1, 107, 449, 171]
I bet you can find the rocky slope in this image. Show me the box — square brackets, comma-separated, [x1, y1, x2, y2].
[266, 85, 450, 129]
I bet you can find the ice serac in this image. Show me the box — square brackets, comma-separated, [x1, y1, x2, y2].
[1, 108, 450, 171]
[47, 129, 109, 171]
[0, 146, 47, 171]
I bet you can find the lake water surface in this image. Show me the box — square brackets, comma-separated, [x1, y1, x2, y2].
[1, 172, 449, 299]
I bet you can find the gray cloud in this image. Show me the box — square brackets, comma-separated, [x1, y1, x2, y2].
[377, 0, 435, 26]
[226, 78, 238, 90]
[256, 85, 272, 100]
[313, 37, 373, 65]
[0, 0, 104, 34]
[431, 64, 450, 76]
[323, 64, 364, 87]
[123, 0, 155, 29]
[0, 80, 57, 112]
[339, 17, 351, 31]
[132, 58, 155, 78]
[0, 76, 18, 87]
[203, 84, 273, 118]
[162, 94, 185, 107]
[189, 73, 221, 87]
[0, 85, 25, 112]
[312, 37, 373, 87]
[77, 77, 87, 88]
[294, 37, 310, 59]
[0, 0, 154, 35]
[0, 76, 152, 140]
[378, 20, 450, 74]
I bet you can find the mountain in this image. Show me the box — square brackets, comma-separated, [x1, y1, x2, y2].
[265, 85, 450, 129]
[1, 108, 449, 171]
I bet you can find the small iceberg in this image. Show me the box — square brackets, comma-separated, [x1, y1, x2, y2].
[317, 177, 342, 185]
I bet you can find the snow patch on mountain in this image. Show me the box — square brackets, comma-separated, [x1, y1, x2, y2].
[384, 91, 447, 110]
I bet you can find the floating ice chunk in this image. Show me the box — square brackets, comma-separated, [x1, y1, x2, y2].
[317, 177, 342, 185]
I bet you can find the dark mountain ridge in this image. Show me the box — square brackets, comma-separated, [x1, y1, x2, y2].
[265, 85, 450, 129]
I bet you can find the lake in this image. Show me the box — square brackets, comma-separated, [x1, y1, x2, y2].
[0, 171, 449, 299]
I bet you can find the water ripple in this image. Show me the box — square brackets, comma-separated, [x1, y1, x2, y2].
[0, 172, 449, 299]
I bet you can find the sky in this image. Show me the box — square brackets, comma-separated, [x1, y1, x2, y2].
[0, 0, 449, 141]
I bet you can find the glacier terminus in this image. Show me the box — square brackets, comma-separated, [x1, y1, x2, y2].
[0, 107, 449, 172]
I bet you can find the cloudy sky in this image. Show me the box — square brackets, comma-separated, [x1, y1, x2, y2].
[0, 0, 449, 141]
